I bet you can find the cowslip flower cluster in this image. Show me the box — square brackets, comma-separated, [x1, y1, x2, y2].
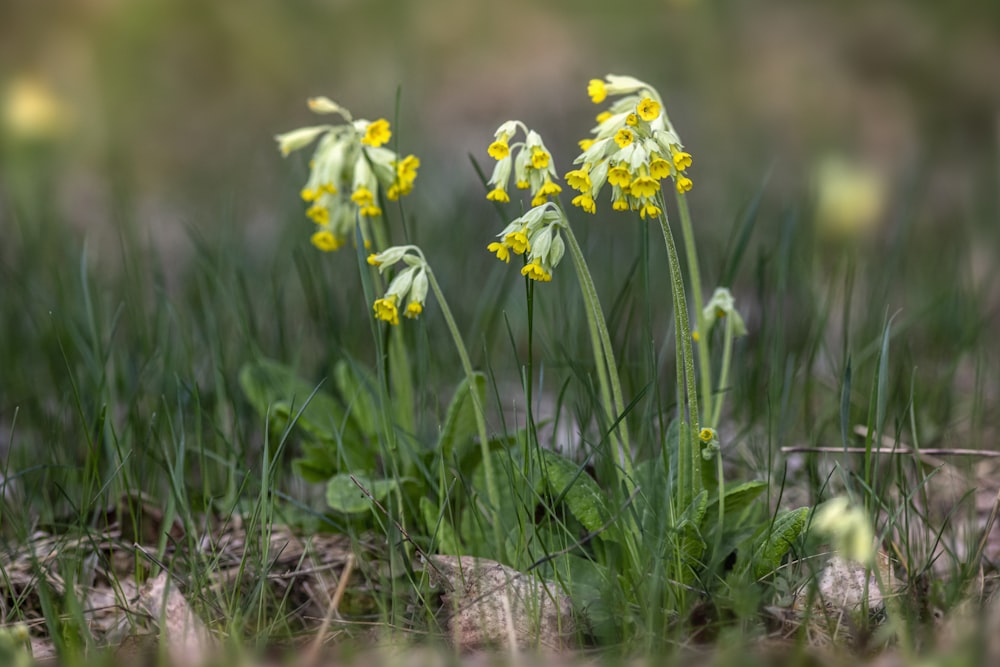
[485, 121, 562, 208]
[811, 496, 875, 564]
[275, 97, 420, 252]
[566, 75, 693, 218]
[366, 246, 429, 325]
[487, 203, 567, 282]
[697, 288, 748, 340]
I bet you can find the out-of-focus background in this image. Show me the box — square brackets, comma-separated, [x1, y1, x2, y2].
[2, 0, 999, 461]
[3, 0, 999, 263]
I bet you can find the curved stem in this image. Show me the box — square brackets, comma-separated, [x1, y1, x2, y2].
[711, 312, 735, 428]
[677, 193, 713, 425]
[655, 205, 701, 502]
[426, 268, 505, 557]
[563, 226, 633, 480]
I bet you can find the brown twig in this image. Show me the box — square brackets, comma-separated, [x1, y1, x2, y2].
[780, 446, 1000, 458]
[349, 474, 453, 591]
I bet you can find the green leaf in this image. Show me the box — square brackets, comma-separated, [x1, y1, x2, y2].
[333, 359, 379, 436]
[540, 450, 613, 537]
[705, 480, 768, 527]
[325, 473, 399, 514]
[437, 373, 486, 462]
[747, 506, 809, 580]
[240, 358, 349, 441]
[239, 358, 372, 473]
[420, 496, 460, 555]
[292, 440, 341, 483]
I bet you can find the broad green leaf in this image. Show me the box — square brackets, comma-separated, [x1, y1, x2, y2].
[541, 450, 613, 537]
[677, 490, 709, 560]
[704, 480, 768, 528]
[333, 359, 379, 436]
[240, 358, 372, 473]
[748, 506, 809, 580]
[239, 358, 349, 441]
[292, 440, 340, 483]
[420, 496, 460, 555]
[461, 450, 539, 551]
[325, 473, 399, 514]
[437, 373, 486, 461]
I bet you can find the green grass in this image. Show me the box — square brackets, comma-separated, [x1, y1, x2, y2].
[2, 97, 999, 667]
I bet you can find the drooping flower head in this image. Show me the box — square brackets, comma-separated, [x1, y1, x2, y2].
[565, 75, 694, 217]
[366, 246, 429, 325]
[275, 98, 420, 252]
[487, 203, 567, 283]
[484, 120, 562, 208]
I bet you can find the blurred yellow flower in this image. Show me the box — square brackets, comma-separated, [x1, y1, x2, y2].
[813, 156, 886, 241]
[2, 76, 72, 141]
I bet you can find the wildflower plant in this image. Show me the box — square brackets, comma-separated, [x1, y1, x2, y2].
[254, 74, 809, 648]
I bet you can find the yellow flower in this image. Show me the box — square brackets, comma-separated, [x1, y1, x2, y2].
[630, 174, 659, 199]
[672, 150, 692, 171]
[649, 156, 671, 180]
[812, 497, 875, 564]
[405, 301, 423, 319]
[531, 179, 562, 206]
[373, 295, 399, 325]
[612, 197, 629, 211]
[637, 97, 661, 122]
[639, 203, 661, 219]
[572, 193, 596, 213]
[361, 118, 391, 147]
[366, 253, 381, 266]
[359, 204, 382, 217]
[625, 113, 638, 127]
[504, 230, 530, 255]
[588, 79, 608, 104]
[564, 168, 591, 192]
[530, 147, 551, 170]
[487, 187, 510, 203]
[487, 241, 511, 263]
[351, 185, 374, 206]
[306, 204, 330, 225]
[516, 179, 530, 190]
[578, 138, 595, 151]
[488, 139, 510, 160]
[393, 154, 420, 192]
[614, 128, 634, 148]
[521, 262, 552, 282]
[608, 165, 631, 188]
[595, 111, 613, 124]
[301, 187, 320, 202]
[311, 230, 343, 252]
[676, 176, 693, 193]
[699, 428, 715, 443]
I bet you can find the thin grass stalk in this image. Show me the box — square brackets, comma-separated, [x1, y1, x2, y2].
[425, 269, 505, 558]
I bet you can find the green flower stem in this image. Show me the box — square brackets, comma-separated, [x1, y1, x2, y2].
[563, 226, 633, 481]
[711, 311, 736, 428]
[676, 193, 714, 425]
[425, 268, 505, 557]
[655, 202, 702, 502]
[371, 217, 416, 436]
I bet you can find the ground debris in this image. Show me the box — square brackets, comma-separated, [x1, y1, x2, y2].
[424, 555, 577, 652]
